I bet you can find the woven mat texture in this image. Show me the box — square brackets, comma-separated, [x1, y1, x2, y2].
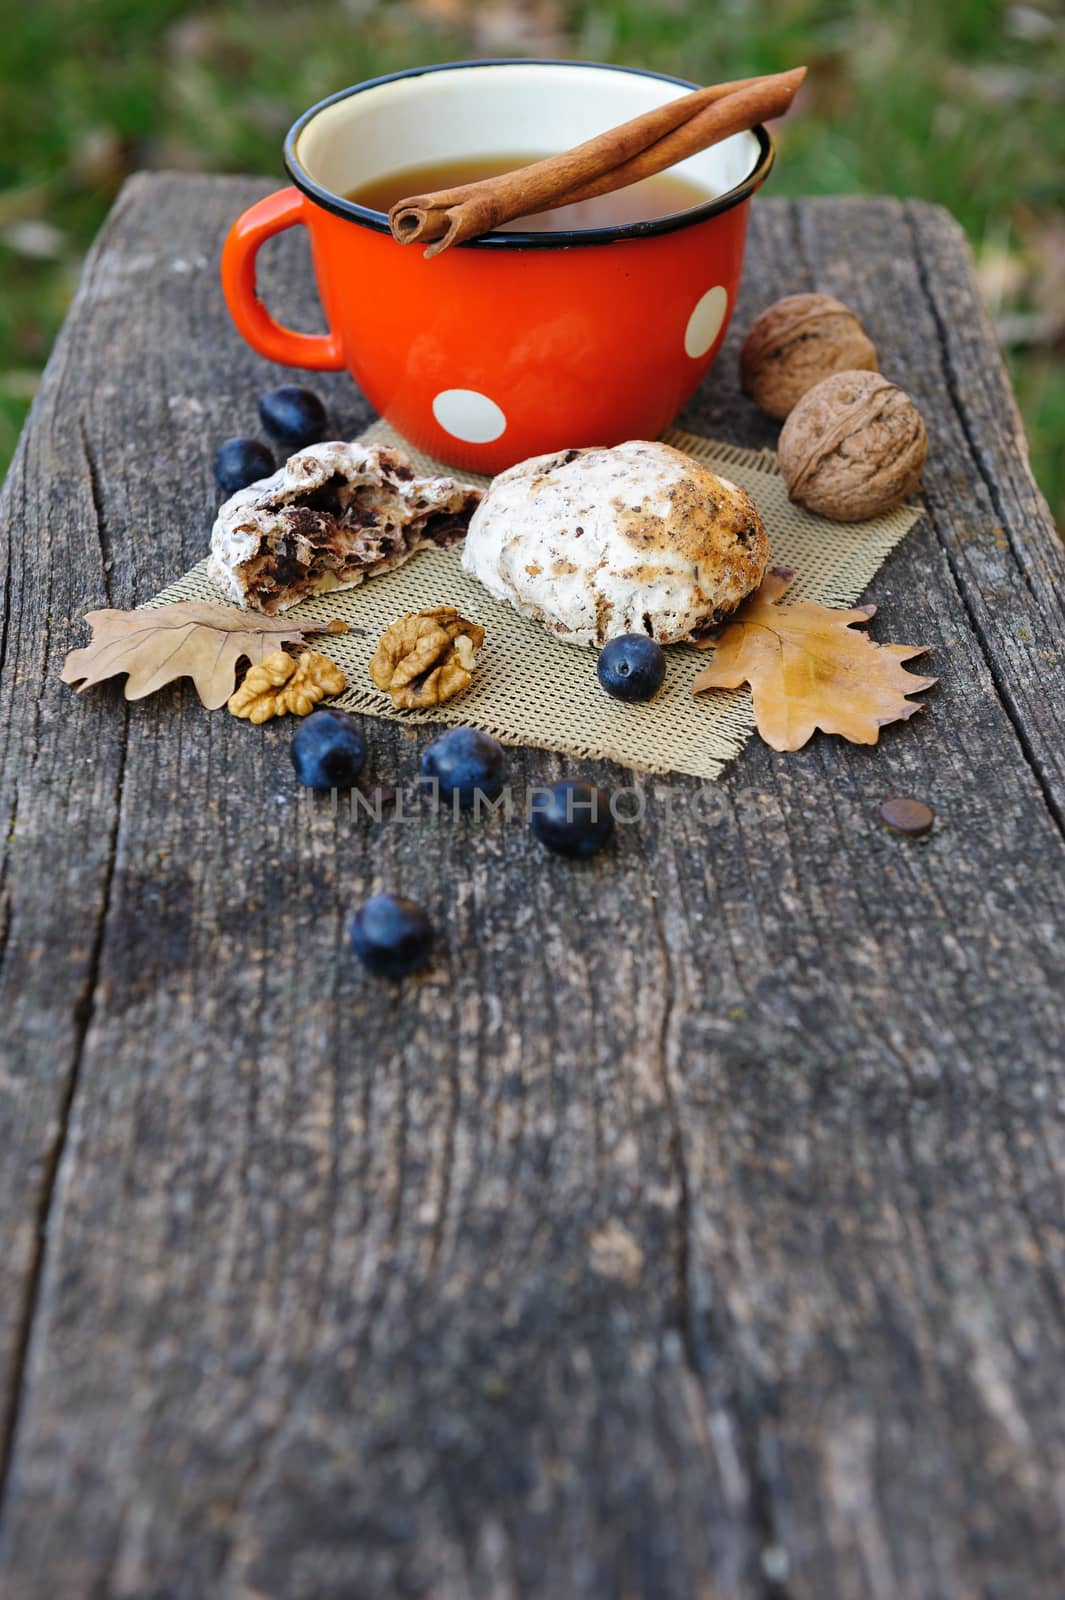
[150, 420, 921, 780]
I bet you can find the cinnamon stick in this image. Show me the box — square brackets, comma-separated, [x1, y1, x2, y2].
[389, 66, 805, 258]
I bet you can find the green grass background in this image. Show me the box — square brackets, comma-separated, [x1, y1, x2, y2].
[2, 0, 1062, 524]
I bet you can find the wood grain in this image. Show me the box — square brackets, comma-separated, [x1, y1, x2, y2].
[0, 176, 1063, 1599]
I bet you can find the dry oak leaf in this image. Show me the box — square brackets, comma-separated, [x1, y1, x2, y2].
[60, 603, 350, 710]
[692, 568, 935, 751]
[228, 649, 346, 723]
[369, 605, 484, 709]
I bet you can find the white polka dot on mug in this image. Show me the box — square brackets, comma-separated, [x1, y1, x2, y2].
[684, 286, 729, 360]
[432, 389, 508, 444]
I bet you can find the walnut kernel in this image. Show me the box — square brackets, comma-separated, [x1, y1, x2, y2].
[777, 370, 928, 523]
[740, 293, 878, 420]
[228, 649, 346, 722]
[369, 606, 485, 708]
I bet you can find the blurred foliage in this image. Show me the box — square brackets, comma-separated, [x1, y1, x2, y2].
[1, 0, 1063, 523]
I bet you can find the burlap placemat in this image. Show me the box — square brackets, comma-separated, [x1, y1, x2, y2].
[149, 421, 921, 780]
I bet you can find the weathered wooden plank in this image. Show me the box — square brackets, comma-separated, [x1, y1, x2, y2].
[804, 196, 1065, 826]
[0, 178, 1063, 1600]
[0, 186, 144, 1481]
[675, 198, 1065, 1600]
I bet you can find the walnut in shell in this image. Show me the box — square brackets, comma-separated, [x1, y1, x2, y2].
[369, 606, 484, 709]
[777, 370, 928, 522]
[741, 294, 878, 420]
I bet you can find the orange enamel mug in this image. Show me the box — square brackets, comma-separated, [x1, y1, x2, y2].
[222, 59, 774, 475]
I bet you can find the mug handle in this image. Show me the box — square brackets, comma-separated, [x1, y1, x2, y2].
[221, 187, 346, 370]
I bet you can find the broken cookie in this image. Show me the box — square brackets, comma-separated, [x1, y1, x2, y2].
[208, 441, 482, 615]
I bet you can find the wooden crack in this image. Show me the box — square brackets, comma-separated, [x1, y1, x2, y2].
[78, 420, 111, 609]
[904, 203, 1065, 841]
[0, 485, 14, 684]
[644, 875, 792, 1600]
[0, 728, 128, 1520]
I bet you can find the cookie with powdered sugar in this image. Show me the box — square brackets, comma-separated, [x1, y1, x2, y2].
[208, 440, 481, 614]
[461, 441, 768, 646]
